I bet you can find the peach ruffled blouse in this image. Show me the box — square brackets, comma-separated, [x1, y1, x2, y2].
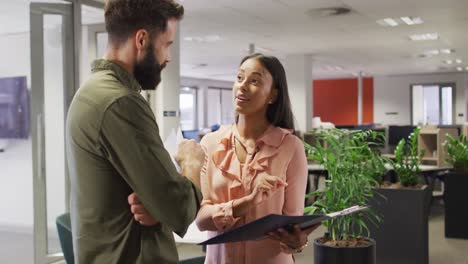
[196, 125, 308, 264]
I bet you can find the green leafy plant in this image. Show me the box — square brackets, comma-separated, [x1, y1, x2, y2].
[445, 134, 468, 170]
[304, 129, 386, 242]
[393, 127, 424, 187]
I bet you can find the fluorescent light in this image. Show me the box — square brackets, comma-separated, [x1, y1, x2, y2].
[412, 17, 424, 24]
[409, 33, 439, 41]
[457, 67, 463, 71]
[400, 17, 414, 25]
[323, 66, 344, 71]
[377, 18, 399, 27]
[440, 49, 453, 54]
[183, 35, 222, 43]
[378, 16, 424, 27]
[426, 49, 440, 56]
[400, 16, 424, 25]
[466, 67, 468, 71]
[256, 46, 274, 53]
[445, 60, 453, 64]
[455, 59, 463, 64]
[383, 18, 398, 27]
[421, 48, 455, 57]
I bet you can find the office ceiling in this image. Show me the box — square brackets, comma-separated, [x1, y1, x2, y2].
[2, 0, 468, 81]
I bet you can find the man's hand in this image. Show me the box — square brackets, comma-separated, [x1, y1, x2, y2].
[128, 193, 159, 226]
[176, 139, 204, 188]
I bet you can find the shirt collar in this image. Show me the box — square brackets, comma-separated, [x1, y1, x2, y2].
[232, 124, 293, 150]
[91, 59, 142, 92]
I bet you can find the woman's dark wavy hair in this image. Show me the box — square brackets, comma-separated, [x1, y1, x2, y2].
[238, 53, 295, 131]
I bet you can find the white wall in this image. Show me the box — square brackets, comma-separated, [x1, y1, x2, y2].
[374, 72, 467, 125]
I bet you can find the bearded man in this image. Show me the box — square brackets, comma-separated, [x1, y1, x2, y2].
[65, 1, 203, 263]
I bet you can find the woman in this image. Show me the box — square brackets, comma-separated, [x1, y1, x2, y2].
[129, 53, 318, 263]
[195, 53, 316, 263]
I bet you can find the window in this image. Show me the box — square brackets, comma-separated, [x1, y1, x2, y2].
[179, 86, 198, 130]
[411, 83, 454, 125]
[206, 87, 234, 127]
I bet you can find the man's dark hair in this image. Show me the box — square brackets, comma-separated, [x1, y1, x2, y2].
[105, 0, 184, 46]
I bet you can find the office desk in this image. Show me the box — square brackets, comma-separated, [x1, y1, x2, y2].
[307, 163, 451, 198]
[307, 163, 325, 172]
[308, 163, 450, 173]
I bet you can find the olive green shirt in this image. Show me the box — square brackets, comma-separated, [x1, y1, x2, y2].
[66, 59, 202, 264]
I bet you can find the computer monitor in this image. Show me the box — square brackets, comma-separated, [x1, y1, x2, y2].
[335, 125, 356, 130]
[0, 76, 29, 139]
[182, 130, 199, 142]
[388, 125, 416, 146]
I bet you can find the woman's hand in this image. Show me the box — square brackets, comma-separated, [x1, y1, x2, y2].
[247, 174, 287, 205]
[267, 224, 320, 253]
[128, 193, 159, 226]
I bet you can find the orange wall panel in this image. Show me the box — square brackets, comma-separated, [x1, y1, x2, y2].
[363, 78, 374, 124]
[313, 79, 358, 125]
[313, 78, 374, 125]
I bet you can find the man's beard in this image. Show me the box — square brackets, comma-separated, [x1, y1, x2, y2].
[133, 44, 167, 90]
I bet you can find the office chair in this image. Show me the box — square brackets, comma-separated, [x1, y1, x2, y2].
[56, 212, 204, 264]
[56, 213, 75, 264]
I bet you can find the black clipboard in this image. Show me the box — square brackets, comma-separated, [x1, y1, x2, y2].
[198, 205, 368, 245]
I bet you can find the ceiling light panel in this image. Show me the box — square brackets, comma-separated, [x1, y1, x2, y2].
[409, 33, 439, 41]
[421, 48, 454, 57]
[183, 35, 222, 43]
[400, 16, 424, 25]
[377, 18, 399, 27]
[377, 16, 424, 27]
[440, 49, 453, 54]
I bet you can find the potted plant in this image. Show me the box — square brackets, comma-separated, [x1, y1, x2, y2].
[445, 134, 468, 169]
[305, 129, 385, 264]
[369, 127, 431, 264]
[443, 134, 468, 239]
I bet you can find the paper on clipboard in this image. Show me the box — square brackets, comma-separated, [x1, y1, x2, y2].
[199, 205, 368, 245]
[163, 127, 184, 173]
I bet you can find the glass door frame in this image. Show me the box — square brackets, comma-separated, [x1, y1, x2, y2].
[30, 1, 78, 263]
[86, 23, 106, 64]
[179, 86, 199, 130]
[409, 82, 456, 126]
